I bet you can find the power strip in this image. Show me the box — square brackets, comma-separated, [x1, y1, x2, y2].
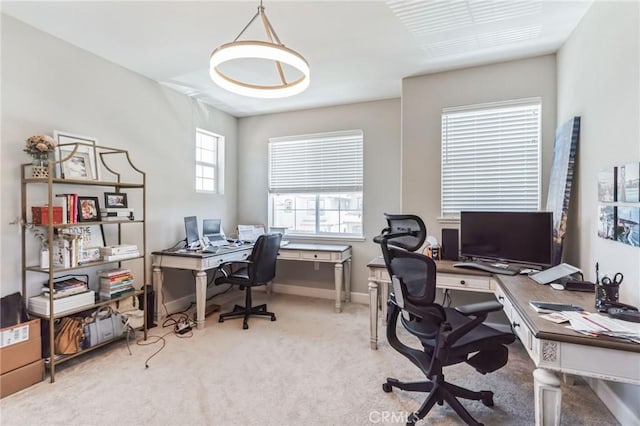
[175, 320, 194, 334]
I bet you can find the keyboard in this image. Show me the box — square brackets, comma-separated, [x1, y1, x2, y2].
[453, 261, 519, 276]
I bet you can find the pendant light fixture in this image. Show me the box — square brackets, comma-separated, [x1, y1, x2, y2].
[209, 1, 310, 98]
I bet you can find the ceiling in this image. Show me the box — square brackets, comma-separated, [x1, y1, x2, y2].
[2, 1, 593, 118]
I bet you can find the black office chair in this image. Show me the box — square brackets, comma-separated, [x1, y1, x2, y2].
[215, 232, 282, 330]
[376, 214, 515, 426]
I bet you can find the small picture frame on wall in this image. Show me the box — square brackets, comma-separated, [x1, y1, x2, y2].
[616, 206, 639, 247]
[617, 162, 640, 203]
[104, 192, 128, 209]
[77, 196, 101, 222]
[597, 205, 616, 240]
[597, 167, 616, 202]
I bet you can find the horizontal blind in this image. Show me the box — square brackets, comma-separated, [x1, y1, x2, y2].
[269, 130, 363, 193]
[441, 99, 541, 215]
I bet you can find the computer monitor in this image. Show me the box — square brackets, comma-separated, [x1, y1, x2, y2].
[203, 219, 226, 245]
[184, 216, 200, 249]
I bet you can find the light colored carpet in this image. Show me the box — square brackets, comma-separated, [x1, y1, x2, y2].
[0, 292, 618, 425]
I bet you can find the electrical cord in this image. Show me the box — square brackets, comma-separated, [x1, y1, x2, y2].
[441, 289, 452, 307]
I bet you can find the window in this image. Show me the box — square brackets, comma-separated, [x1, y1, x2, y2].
[269, 130, 364, 238]
[195, 128, 225, 193]
[441, 98, 541, 217]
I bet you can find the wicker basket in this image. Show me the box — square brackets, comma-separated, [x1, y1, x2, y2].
[32, 165, 49, 178]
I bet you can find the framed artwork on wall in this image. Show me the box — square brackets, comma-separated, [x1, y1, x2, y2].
[617, 162, 640, 203]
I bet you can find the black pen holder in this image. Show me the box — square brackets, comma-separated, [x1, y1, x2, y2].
[595, 283, 619, 312]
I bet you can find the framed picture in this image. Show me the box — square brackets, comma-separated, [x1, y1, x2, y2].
[617, 162, 640, 203]
[59, 225, 105, 263]
[77, 196, 101, 222]
[104, 192, 128, 208]
[616, 206, 639, 247]
[597, 167, 616, 202]
[597, 205, 615, 240]
[53, 131, 99, 180]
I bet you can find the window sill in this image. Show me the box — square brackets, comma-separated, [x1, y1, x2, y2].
[437, 216, 460, 225]
[284, 234, 365, 243]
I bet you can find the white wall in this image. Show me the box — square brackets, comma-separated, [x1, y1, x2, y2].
[237, 99, 401, 295]
[401, 55, 558, 236]
[557, 2, 639, 423]
[0, 16, 239, 305]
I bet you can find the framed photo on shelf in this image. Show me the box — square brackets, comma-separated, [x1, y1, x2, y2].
[53, 131, 99, 180]
[104, 192, 128, 208]
[77, 196, 101, 222]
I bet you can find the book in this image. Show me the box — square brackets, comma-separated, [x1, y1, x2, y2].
[42, 286, 89, 299]
[101, 208, 134, 214]
[101, 252, 140, 262]
[98, 268, 131, 277]
[529, 301, 584, 313]
[100, 245, 138, 255]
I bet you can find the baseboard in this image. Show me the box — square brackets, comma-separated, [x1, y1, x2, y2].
[255, 282, 370, 305]
[586, 377, 640, 425]
[162, 283, 369, 316]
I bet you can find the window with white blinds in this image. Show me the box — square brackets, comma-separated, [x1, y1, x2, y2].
[441, 99, 541, 217]
[268, 130, 363, 237]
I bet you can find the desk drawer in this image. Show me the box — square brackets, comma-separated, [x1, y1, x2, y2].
[278, 250, 300, 260]
[300, 251, 332, 261]
[203, 250, 248, 268]
[509, 308, 532, 351]
[437, 274, 493, 292]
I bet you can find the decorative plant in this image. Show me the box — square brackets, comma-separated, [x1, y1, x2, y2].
[26, 223, 49, 249]
[24, 135, 57, 162]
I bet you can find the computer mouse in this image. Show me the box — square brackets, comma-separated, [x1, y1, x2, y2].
[550, 283, 565, 291]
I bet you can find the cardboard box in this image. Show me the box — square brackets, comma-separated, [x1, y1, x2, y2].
[0, 319, 41, 374]
[0, 359, 44, 398]
[32, 206, 63, 225]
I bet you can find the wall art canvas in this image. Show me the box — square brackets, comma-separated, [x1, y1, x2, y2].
[546, 116, 580, 265]
[616, 206, 639, 247]
[597, 167, 616, 202]
[597, 205, 616, 240]
[617, 162, 640, 203]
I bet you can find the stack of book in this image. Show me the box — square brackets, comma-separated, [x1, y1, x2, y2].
[51, 234, 83, 269]
[54, 193, 79, 224]
[42, 276, 89, 298]
[29, 290, 96, 316]
[99, 244, 140, 261]
[101, 208, 134, 221]
[98, 268, 135, 299]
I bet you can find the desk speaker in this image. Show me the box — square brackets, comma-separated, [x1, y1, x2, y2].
[441, 228, 459, 261]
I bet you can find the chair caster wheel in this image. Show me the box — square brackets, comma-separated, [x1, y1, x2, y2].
[243, 322, 249, 330]
[406, 412, 419, 425]
[271, 316, 276, 321]
[218, 317, 224, 323]
[481, 391, 494, 407]
[382, 383, 393, 393]
[437, 399, 444, 405]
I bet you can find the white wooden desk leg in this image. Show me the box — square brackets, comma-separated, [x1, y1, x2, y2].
[195, 271, 207, 329]
[334, 262, 344, 312]
[368, 279, 379, 350]
[344, 259, 352, 303]
[534, 368, 562, 426]
[152, 265, 163, 324]
[381, 280, 390, 325]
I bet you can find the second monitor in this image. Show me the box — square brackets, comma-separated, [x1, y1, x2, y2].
[203, 218, 227, 246]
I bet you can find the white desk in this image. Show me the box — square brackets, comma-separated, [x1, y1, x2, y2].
[278, 243, 352, 312]
[152, 242, 353, 329]
[367, 257, 640, 425]
[152, 246, 252, 329]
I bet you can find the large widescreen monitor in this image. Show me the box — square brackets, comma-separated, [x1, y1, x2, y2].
[460, 211, 555, 268]
[184, 216, 200, 249]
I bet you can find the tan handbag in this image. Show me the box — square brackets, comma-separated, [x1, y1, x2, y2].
[54, 317, 85, 355]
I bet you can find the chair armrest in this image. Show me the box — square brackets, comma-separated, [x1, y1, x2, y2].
[455, 300, 504, 316]
[217, 260, 253, 278]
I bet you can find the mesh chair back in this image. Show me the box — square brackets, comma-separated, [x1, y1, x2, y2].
[382, 241, 437, 306]
[382, 214, 426, 252]
[250, 233, 283, 284]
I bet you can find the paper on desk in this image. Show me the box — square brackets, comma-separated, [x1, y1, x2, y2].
[563, 311, 640, 343]
[237, 225, 265, 242]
